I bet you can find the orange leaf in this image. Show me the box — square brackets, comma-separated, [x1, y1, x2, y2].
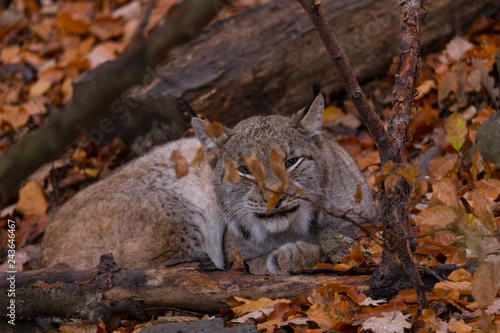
[471, 191, 495, 230]
[191, 146, 205, 167]
[170, 150, 188, 179]
[16, 181, 47, 216]
[269, 147, 288, 190]
[223, 159, 240, 185]
[204, 121, 224, 139]
[245, 156, 265, 193]
[1, 105, 29, 129]
[29, 79, 52, 97]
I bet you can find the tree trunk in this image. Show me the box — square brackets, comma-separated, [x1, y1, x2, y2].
[0, 254, 369, 323]
[97, 0, 500, 152]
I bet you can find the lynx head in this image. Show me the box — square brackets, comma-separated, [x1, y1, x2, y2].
[191, 92, 328, 242]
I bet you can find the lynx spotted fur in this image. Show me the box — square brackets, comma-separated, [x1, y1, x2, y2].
[41, 92, 375, 274]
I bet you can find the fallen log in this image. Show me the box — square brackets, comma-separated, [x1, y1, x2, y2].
[0, 254, 370, 323]
[99, 0, 500, 151]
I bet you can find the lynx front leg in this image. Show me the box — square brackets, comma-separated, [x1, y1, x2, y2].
[246, 241, 320, 275]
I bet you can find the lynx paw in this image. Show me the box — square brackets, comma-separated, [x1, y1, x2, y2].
[266, 241, 319, 275]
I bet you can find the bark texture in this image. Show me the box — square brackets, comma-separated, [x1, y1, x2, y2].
[105, 0, 500, 152]
[0, 254, 369, 323]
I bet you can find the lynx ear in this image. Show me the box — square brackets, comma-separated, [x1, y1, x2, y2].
[300, 93, 324, 137]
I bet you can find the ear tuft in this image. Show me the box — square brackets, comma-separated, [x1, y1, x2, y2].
[300, 93, 324, 137]
[312, 77, 321, 97]
[180, 98, 198, 118]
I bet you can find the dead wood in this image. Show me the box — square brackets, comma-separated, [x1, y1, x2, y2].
[0, 0, 232, 206]
[104, 0, 500, 153]
[0, 254, 369, 323]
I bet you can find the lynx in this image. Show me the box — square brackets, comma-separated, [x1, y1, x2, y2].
[41, 88, 376, 274]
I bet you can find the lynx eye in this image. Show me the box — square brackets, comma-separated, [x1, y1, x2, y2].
[284, 157, 299, 168]
[238, 165, 251, 174]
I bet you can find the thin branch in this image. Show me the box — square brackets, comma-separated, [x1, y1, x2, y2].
[296, 0, 398, 164]
[0, 0, 232, 206]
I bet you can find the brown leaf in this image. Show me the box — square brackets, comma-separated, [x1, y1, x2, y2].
[428, 154, 458, 179]
[170, 150, 188, 179]
[244, 156, 265, 193]
[269, 147, 288, 190]
[353, 184, 362, 205]
[191, 146, 205, 167]
[356, 150, 380, 171]
[471, 261, 500, 307]
[267, 192, 282, 213]
[1, 105, 30, 129]
[223, 159, 240, 185]
[431, 179, 461, 210]
[415, 205, 457, 232]
[55, 12, 91, 35]
[16, 181, 48, 216]
[471, 191, 495, 230]
[87, 42, 123, 69]
[204, 121, 224, 139]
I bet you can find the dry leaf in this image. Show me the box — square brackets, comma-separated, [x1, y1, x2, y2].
[170, 150, 188, 179]
[470, 190, 495, 230]
[353, 184, 363, 205]
[87, 42, 123, 69]
[204, 121, 224, 139]
[471, 261, 500, 307]
[270, 147, 288, 190]
[191, 146, 205, 167]
[431, 179, 460, 209]
[267, 192, 282, 213]
[16, 181, 48, 216]
[361, 311, 412, 333]
[230, 297, 290, 316]
[447, 268, 472, 282]
[445, 36, 474, 62]
[446, 113, 468, 152]
[245, 156, 265, 193]
[223, 159, 240, 184]
[1, 105, 30, 129]
[415, 205, 457, 232]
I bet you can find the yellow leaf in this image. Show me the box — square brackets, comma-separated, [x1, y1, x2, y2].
[16, 181, 47, 216]
[445, 113, 468, 152]
[170, 150, 188, 179]
[223, 159, 240, 185]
